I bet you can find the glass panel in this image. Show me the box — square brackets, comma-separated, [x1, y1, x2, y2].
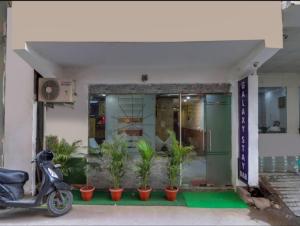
[180, 94, 207, 188]
[258, 87, 287, 133]
[154, 94, 179, 188]
[155, 94, 179, 156]
[205, 94, 231, 186]
[105, 94, 156, 154]
[88, 94, 106, 152]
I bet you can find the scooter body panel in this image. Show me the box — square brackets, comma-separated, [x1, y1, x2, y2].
[0, 184, 15, 201]
[54, 181, 71, 191]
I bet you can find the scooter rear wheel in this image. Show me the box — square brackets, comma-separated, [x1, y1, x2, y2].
[47, 190, 73, 217]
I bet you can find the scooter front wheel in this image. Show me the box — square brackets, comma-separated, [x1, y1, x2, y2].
[47, 190, 73, 217]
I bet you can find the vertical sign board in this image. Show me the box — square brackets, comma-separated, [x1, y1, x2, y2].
[238, 77, 248, 184]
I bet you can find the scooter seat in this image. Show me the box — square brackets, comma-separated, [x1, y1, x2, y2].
[0, 168, 29, 184]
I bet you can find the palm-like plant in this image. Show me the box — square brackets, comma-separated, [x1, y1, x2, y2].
[46, 135, 81, 176]
[167, 130, 193, 190]
[136, 139, 155, 190]
[101, 135, 128, 189]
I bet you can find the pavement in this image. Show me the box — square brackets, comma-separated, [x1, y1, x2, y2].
[0, 205, 291, 226]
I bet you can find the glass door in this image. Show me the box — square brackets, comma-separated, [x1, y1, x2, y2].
[180, 94, 207, 188]
[205, 94, 231, 186]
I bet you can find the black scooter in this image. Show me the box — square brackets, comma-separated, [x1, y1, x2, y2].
[0, 149, 73, 216]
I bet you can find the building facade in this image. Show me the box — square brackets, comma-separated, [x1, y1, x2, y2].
[257, 3, 300, 173]
[4, 1, 284, 193]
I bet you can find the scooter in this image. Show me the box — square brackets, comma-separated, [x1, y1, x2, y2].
[0, 149, 73, 216]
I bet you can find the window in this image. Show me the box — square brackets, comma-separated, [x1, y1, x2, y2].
[258, 87, 287, 133]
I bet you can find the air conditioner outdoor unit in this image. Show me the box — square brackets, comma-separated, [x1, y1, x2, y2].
[38, 78, 75, 103]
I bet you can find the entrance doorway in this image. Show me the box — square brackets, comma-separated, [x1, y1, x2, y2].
[205, 95, 231, 186]
[88, 92, 231, 188]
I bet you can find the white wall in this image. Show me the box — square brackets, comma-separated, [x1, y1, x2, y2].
[248, 75, 259, 186]
[258, 73, 300, 157]
[11, 1, 283, 49]
[10, 1, 282, 78]
[231, 74, 259, 187]
[4, 9, 35, 193]
[3, 2, 283, 191]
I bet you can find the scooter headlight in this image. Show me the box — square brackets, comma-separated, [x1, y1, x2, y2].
[48, 168, 59, 179]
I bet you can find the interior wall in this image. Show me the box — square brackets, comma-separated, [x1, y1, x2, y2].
[4, 9, 34, 193]
[258, 73, 300, 157]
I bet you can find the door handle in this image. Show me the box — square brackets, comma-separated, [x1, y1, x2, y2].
[202, 131, 205, 152]
[209, 130, 212, 152]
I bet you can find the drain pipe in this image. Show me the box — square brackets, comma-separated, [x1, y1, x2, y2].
[179, 93, 182, 186]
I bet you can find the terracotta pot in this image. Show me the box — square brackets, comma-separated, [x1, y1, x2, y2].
[137, 187, 152, 201]
[80, 185, 95, 201]
[165, 187, 179, 201]
[109, 188, 124, 201]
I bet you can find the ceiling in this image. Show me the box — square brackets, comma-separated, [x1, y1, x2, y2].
[258, 27, 300, 73]
[27, 40, 261, 72]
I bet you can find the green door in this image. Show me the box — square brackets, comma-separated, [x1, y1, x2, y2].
[205, 94, 231, 186]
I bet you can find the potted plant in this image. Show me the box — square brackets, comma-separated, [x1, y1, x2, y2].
[46, 136, 100, 201]
[102, 135, 128, 201]
[136, 139, 155, 201]
[79, 159, 95, 201]
[79, 147, 102, 201]
[45, 135, 81, 177]
[165, 130, 193, 201]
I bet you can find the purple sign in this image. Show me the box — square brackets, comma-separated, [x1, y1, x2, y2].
[238, 77, 248, 184]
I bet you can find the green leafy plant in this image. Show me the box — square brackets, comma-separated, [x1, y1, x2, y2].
[167, 130, 193, 190]
[45, 135, 81, 176]
[101, 135, 128, 189]
[136, 139, 155, 190]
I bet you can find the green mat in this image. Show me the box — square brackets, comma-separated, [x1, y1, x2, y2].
[183, 191, 248, 208]
[72, 190, 247, 208]
[72, 190, 186, 206]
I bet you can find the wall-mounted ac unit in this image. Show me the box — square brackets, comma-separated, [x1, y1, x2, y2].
[38, 78, 75, 103]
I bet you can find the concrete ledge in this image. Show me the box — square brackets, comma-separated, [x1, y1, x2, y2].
[89, 83, 231, 94]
